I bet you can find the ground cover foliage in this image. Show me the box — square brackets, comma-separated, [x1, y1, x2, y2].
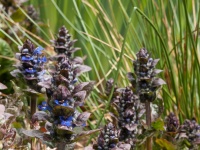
[0, 0, 200, 149]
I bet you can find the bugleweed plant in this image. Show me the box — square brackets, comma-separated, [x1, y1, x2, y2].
[22, 26, 99, 150]
[1, 0, 200, 150]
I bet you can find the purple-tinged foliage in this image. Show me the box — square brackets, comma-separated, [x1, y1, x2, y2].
[51, 26, 80, 58]
[177, 119, 200, 146]
[165, 113, 179, 132]
[12, 39, 47, 92]
[93, 122, 131, 150]
[0, 82, 24, 149]
[127, 48, 165, 103]
[0, 0, 27, 13]
[113, 87, 145, 148]
[23, 26, 97, 149]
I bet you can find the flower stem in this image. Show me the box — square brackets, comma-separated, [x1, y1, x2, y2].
[146, 101, 152, 150]
[31, 95, 37, 117]
[31, 95, 37, 150]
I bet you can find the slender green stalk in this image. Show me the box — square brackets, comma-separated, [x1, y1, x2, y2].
[18, 6, 50, 40]
[30, 95, 37, 150]
[146, 101, 152, 150]
[0, 29, 20, 46]
[134, 7, 180, 120]
[87, 7, 135, 145]
[73, 0, 106, 90]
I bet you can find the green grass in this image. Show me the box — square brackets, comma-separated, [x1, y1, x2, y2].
[1, 0, 200, 144]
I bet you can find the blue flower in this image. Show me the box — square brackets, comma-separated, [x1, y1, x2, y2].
[25, 68, 37, 74]
[71, 78, 78, 84]
[59, 116, 73, 127]
[33, 46, 44, 55]
[54, 100, 69, 107]
[21, 56, 34, 61]
[109, 144, 116, 148]
[38, 101, 52, 111]
[33, 56, 47, 64]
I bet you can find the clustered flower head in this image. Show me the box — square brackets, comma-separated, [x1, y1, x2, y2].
[13, 39, 47, 92]
[164, 113, 200, 149]
[93, 122, 119, 150]
[104, 78, 144, 149]
[128, 48, 165, 103]
[51, 26, 80, 57]
[165, 112, 179, 132]
[113, 87, 145, 148]
[0, 0, 27, 13]
[26, 5, 38, 21]
[178, 119, 200, 146]
[24, 5, 39, 31]
[30, 26, 97, 149]
[93, 122, 131, 150]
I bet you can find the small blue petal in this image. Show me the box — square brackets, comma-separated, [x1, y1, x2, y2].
[82, 123, 86, 127]
[60, 121, 72, 127]
[59, 116, 73, 127]
[53, 100, 69, 106]
[62, 101, 69, 107]
[38, 101, 52, 111]
[42, 101, 47, 106]
[21, 56, 33, 61]
[25, 68, 37, 73]
[109, 144, 116, 148]
[54, 100, 60, 105]
[41, 57, 47, 62]
[38, 105, 48, 111]
[21, 49, 29, 54]
[33, 46, 44, 55]
[71, 78, 78, 84]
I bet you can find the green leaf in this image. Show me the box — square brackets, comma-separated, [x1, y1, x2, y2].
[12, 122, 22, 129]
[156, 138, 176, 150]
[151, 118, 165, 131]
[10, 8, 26, 22]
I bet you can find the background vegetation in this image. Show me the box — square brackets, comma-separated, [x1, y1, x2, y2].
[0, 0, 200, 148]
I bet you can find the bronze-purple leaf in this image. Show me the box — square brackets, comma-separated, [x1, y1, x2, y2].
[112, 143, 131, 150]
[56, 126, 74, 135]
[152, 69, 163, 76]
[73, 81, 95, 94]
[73, 90, 87, 106]
[152, 78, 166, 87]
[73, 82, 89, 93]
[32, 111, 51, 123]
[38, 81, 51, 89]
[74, 65, 92, 76]
[0, 104, 5, 115]
[10, 69, 21, 77]
[53, 106, 74, 117]
[68, 39, 78, 47]
[75, 112, 91, 126]
[0, 83, 7, 90]
[81, 81, 95, 94]
[43, 133, 53, 142]
[54, 85, 71, 100]
[23, 88, 40, 95]
[84, 146, 94, 150]
[72, 56, 83, 64]
[126, 72, 136, 83]
[22, 129, 44, 139]
[125, 124, 137, 131]
[73, 129, 102, 142]
[151, 59, 160, 67]
[69, 47, 81, 53]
